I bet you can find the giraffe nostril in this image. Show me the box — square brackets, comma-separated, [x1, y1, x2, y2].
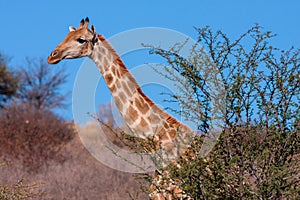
[51, 50, 59, 57]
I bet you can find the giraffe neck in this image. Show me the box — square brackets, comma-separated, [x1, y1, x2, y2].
[89, 34, 194, 160]
[88, 34, 195, 200]
[90, 34, 157, 137]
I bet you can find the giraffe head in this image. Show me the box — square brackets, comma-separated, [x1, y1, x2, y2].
[48, 17, 98, 64]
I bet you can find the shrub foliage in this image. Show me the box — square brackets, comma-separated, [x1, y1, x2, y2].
[145, 25, 300, 199]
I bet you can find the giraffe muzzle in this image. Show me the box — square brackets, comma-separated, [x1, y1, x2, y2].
[48, 50, 61, 64]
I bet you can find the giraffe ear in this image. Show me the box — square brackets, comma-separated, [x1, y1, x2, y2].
[69, 26, 77, 32]
[91, 25, 96, 34]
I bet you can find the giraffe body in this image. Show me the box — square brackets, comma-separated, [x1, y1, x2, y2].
[48, 18, 196, 199]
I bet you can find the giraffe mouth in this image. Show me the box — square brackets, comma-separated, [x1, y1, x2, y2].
[48, 56, 61, 64]
[48, 58, 61, 64]
[48, 50, 63, 64]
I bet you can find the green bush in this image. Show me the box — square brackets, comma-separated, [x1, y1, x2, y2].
[143, 25, 300, 199]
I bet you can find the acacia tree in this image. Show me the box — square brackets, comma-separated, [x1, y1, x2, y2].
[16, 57, 68, 110]
[146, 25, 300, 199]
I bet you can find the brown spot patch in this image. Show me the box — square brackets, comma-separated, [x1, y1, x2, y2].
[163, 122, 169, 129]
[105, 73, 114, 86]
[114, 57, 129, 75]
[116, 68, 121, 79]
[128, 106, 138, 122]
[157, 128, 169, 140]
[168, 129, 177, 139]
[111, 64, 116, 74]
[136, 87, 154, 106]
[109, 84, 116, 92]
[139, 117, 148, 127]
[135, 97, 149, 114]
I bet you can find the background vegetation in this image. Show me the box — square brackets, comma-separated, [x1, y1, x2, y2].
[0, 57, 146, 199]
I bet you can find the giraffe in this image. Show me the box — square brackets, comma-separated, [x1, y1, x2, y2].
[48, 18, 197, 200]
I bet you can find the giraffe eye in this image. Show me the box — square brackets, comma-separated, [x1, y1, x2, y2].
[77, 38, 87, 44]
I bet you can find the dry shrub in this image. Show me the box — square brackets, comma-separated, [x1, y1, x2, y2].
[0, 103, 75, 172]
[38, 133, 148, 199]
[0, 126, 148, 199]
[0, 103, 148, 199]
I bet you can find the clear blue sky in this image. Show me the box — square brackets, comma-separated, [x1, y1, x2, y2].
[1, 0, 300, 121]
